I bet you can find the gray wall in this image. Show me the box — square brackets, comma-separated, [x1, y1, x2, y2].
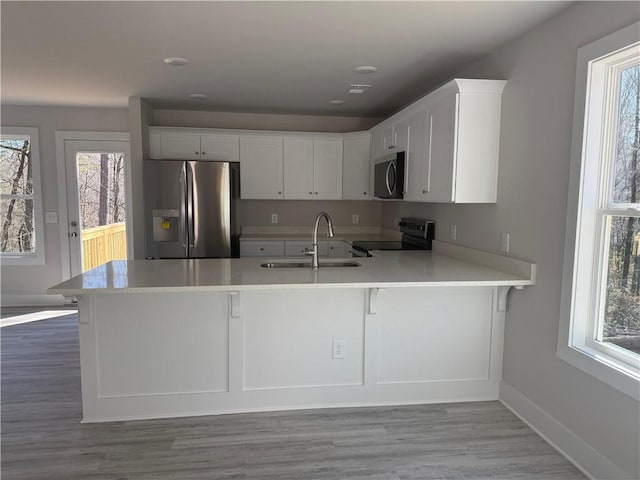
[382, 2, 640, 476]
[1, 106, 129, 304]
[153, 108, 380, 133]
[239, 200, 381, 228]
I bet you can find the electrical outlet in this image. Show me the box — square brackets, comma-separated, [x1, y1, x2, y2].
[352, 214, 359, 224]
[332, 340, 345, 359]
[450, 224, 457, 241]
[501, 232, 510, 252]
[271, 213, 278, 224]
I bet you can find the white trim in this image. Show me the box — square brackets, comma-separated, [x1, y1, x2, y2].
[0, 127, 45, 265]
[558, 22, 640, 399]
[499, 380, 633, 480]
[54, 131, 130, 280]
[1, 294, 69, 306]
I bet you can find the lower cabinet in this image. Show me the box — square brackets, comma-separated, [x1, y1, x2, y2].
[239, 240, 285, 257]
[240, 239, 352, 258]
[77, 285, 505, 421]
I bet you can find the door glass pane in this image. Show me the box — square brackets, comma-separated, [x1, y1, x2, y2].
[0, 198, 35, 253]
[602, 215, 640, 354]
[75, 152, 127, 272]
[611, 64, 639, 205]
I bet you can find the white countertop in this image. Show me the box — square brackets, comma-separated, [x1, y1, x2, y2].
[48, 242, 536, 295]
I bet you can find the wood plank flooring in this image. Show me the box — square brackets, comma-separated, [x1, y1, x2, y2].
[1, 314, 586, 480]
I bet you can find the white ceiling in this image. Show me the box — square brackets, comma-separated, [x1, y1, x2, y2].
[1, 1, 571, 117]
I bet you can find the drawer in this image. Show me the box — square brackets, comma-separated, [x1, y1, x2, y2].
[240, 240, 285, 257]
[284, 240, 329, 257]
[328, 240, 352, 258]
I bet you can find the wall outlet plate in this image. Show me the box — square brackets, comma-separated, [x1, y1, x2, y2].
[450, 224, 457, 241]
[501, 232, 510, 252]
[271, 214, 278, 224]
[352, 214, 359, 224]
[332, 339, 345, 359]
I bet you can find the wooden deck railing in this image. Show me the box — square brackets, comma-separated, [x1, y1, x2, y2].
[81, 223, 127, 272]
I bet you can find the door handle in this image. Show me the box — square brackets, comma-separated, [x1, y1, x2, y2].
[69, 232, 78, 238]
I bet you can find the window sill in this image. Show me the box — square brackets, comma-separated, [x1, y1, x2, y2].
[557, 343, 640, 401]
[1, 253, 45, 266]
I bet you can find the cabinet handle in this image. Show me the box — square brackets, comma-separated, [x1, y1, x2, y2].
[260, 248, 264, 251]
[315, 192, 318, 195]
[195, 151, 199, 155]
[422, 189, 428, 195]
[363, 192, 367, 195]
[309, 192, 312, 195]
[202, 151, 206, 155]
[388, 145, 395, 150]
[278, 191, 282, 195]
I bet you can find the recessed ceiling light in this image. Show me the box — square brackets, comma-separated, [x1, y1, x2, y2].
[189, 93, 207, 99]
[163, 57, 190, 66]
[348, 84, 371, 94]
[354, 66, 378, 74]
[329, 99, 346, 105]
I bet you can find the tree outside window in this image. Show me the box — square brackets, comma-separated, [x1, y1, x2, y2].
[0, 132, 40, 258]
[602, 64, 640, 355]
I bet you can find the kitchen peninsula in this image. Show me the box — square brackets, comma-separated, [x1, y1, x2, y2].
[49, 241, 535, 423]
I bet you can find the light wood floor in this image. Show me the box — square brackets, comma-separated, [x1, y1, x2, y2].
[1, 313, 586, 480]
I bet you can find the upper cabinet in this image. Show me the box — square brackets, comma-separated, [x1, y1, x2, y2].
[150, 130, 239, 162]
[240, 136, 284, 200]
[373, 79, 506, 204]
[283, 137, 343, 200]
[342, 133, 372, 200]
[312, 139, 343, 200]
[148, 78, 504, 204]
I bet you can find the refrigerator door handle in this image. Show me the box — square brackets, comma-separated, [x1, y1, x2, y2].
[179, 163, 188, 254]
[187, 163, 196, 249]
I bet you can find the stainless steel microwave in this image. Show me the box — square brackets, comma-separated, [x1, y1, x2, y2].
[374, 151, 405, 199]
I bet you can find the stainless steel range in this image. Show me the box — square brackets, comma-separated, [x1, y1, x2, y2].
[352, 217, 435, 257]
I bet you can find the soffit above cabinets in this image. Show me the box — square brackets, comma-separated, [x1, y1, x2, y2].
[1, 1, 570, 116]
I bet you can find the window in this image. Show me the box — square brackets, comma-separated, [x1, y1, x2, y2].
[559, 23, 640, 400]
[0, 127, 44, 265]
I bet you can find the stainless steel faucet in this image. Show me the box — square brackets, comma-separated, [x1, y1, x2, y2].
[306, 212, 334, 268]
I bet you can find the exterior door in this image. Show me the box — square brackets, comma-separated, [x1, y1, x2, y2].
[64, 140, 131, 276]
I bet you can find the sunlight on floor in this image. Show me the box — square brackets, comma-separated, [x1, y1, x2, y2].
[1, 310, 77, 328]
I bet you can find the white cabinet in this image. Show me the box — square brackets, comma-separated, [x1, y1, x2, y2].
[240, 136, 284, 200]
[283, 138, 343, 200]
[239, 240, 285, 257]
[342, 133, 371, 200]
[200, 134, 240, 161]
[402, 107, 430, 202]
[371, 79, 506, 204]
[313, 139, 343, 200]
[149, 130, 239, 162]
[283, 139, 314, 199]
[377, 121, 409, 156]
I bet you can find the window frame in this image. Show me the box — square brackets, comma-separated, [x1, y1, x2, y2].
[0, 127, 45, 266]
[558, 22, 640, 401]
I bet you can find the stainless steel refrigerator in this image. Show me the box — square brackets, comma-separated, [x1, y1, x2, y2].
[144, 160, 240, 258]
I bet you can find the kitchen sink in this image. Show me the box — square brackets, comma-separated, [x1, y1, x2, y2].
[260, 261, 361, 269]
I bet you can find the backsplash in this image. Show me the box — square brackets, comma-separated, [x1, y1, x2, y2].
[238, 200, 382, 227]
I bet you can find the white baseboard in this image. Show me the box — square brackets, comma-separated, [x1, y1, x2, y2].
[499, 380, 632, 480]
[1, 294, 70, 307]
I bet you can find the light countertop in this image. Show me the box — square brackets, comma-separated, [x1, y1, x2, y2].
[48, 242, 536, 295]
